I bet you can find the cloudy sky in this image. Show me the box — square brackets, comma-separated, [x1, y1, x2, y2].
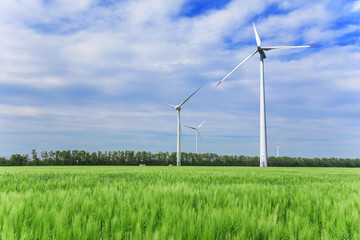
[0, 0, 359, 158]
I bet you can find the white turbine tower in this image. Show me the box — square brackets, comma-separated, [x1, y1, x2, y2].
[160, 87, 201, 166]
[185, 119, 207, 154]
[217, 23, 316, 167]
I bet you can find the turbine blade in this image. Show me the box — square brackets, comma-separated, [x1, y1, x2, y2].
[156, 100, 176, 109]
[216, 50, 258, 87]
[262, 45, 316, 51]
[198, 131, 203, 143]
[179, 87, 201, 107]
[197, 119, 207, 129]
[253, 22, 261, 47]
[184, 125, 196, 130]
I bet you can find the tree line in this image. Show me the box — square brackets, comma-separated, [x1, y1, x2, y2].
[0, 149, 359, 167]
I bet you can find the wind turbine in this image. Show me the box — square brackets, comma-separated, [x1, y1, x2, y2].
[185, 119, 207, 154]
[276, 136, 283, 157]
[159, 87, 201, 166]
[217, 22, 316, 167]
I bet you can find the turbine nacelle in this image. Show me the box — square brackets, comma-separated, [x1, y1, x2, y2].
[257, 46, 266, 59]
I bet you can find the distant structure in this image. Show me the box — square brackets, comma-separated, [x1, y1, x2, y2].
[185, 119, 207, 154]
[217, 23, 316, 167]
[276, 136, 283, 157]
[159, 87, 201, 166]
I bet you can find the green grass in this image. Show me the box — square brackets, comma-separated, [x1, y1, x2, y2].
[0, 166, 359, 239]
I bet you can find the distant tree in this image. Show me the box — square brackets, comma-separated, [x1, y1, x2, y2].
[72, 150, 81, 165]
[90, 152, 98, 165]
[124, 150, 135, 165]
[6, 149, 360, 167]
[135, 151, 142, 165]
[104, 151, 112, 165]
[118, 151, 126, 165]
[153, 151, 169, 165]
[48, 151, 56, 165]
[40, 151, 49, 165]
[110, 151, 120, 165]
[55, 151, 63, 165]
[61, 150, 71, 165]
[80, 150, 90, 165]
[168, 152, 176, 166]
[9, 154, 28, 166]
[31, 149, 40, 166]
[96, 151, 104, 165]
[0, 157, 8, 166]
[222, 155, 232, 166]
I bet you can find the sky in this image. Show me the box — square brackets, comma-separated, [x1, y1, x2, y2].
[0, 0, 359, 159]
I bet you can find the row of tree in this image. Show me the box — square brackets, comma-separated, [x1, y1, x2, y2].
[0, 149, 359, 167]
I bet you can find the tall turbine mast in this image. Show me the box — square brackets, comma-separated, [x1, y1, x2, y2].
[185, 119, 207, 153]
[217, 23, 316, 167]
[159, 87, 201, 166]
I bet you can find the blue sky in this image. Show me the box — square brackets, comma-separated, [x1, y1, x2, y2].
[0, 0, 360, 158]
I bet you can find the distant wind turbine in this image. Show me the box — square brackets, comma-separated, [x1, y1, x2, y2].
[159, 87, 201, 166]
[276, 136, 283, 157]
[217, 22, 316, 167]
[185, 119, 207, 154]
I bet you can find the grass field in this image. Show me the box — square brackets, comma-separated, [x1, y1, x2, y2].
[0, 166, 359, 239]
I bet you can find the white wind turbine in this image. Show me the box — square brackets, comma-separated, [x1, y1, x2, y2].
[276, 136, 283, 157]
[159, 87, 201, 166]
[217, 23, 316, 167]
[185, 119, 207, 154]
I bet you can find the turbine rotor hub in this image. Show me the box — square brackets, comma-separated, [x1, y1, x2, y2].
[257, 46, 266, 59]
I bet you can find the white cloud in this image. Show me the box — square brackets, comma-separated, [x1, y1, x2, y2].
[353, 0, 360, 11]
[0, 104, 41, 117]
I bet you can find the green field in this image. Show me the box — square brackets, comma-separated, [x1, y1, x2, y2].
[0, 166, 359, 239]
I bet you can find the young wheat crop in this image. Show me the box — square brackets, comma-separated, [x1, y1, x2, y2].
[0, 166, 359, 239]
